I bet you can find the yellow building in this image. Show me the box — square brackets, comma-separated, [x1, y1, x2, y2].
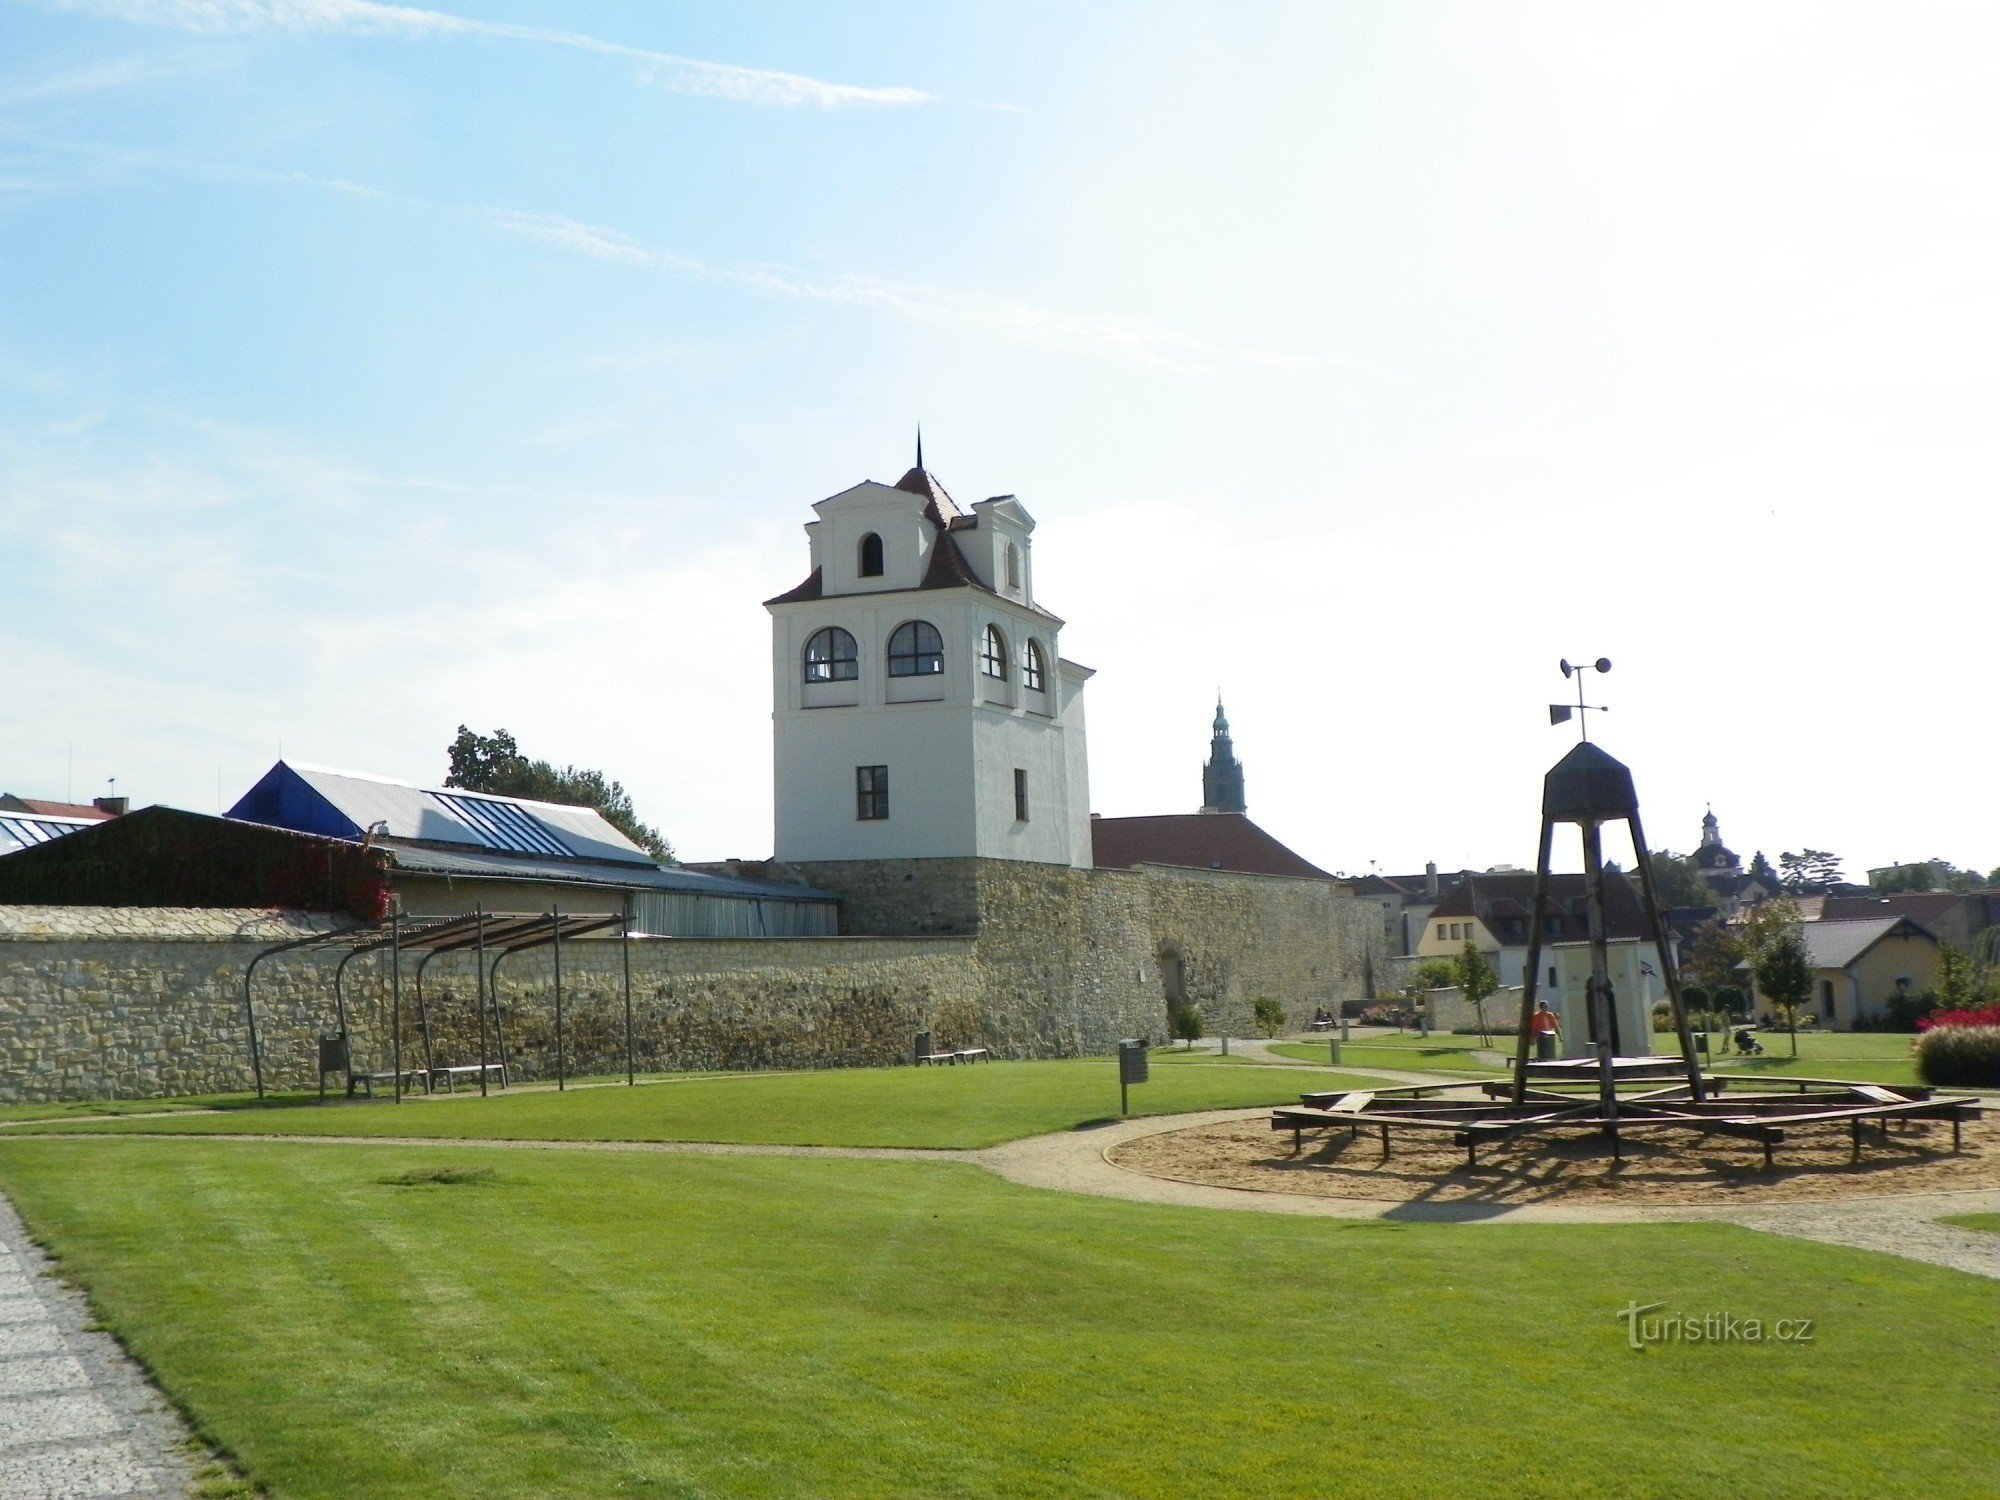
[1762, 917, 1942, 1029]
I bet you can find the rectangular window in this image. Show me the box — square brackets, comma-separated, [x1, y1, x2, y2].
[1436, 923, 1446, 941]
[1013, 768, 1029, 822]
[856, 765, 889, 821]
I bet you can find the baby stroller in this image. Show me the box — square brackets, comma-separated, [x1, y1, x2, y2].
[1732, 1027, 1765, 1057]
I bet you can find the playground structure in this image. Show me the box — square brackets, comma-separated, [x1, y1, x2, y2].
[1274, 674, 1981, 1168]
[243, 908, 635, 1101]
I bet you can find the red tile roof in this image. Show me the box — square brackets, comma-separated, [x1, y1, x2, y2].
[1091, 813, 1335, 881]
[762, 566, 824, 606]
[893, 466, 965, 528]
[0, 797, 114, 821]
[1818, 893, 1961, 927]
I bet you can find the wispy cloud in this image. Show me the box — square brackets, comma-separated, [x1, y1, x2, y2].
[36, 0, 935, 108]
[481, 208, 1304, 374]
[0, 52, 189, 105]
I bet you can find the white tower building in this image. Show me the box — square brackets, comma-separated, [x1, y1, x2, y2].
[766, 453, 1093, 866]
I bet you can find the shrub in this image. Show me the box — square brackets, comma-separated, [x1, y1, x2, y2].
[1172, 1006, 1205, 1049]
[1917, 1002, 2000, 1032]
[1855, 990, 1938, 1033]
[1914, 1026, 2000, 1089]
[1651, 1001, 1676, 1034]
[1250, 997, 1287, 1038]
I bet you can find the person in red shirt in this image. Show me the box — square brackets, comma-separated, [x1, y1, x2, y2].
[1531, 1000, 1563, 1060]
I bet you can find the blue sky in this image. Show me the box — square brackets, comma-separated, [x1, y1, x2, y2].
[3, 1, 1996, 878]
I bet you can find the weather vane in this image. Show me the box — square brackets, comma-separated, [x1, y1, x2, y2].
[1549, 657, 1611, 740]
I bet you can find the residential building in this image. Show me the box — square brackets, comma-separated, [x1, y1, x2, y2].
[1415, 870, 1666, 988]
[1751, 917, 1943, 1029]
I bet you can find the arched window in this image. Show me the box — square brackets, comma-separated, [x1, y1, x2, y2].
[803, 626, 858, 682]
[1004, 541, 1020, 590]
[858, 533, 884, 578]
[887, 620, 943, 677]
[1023, 639, 1046, 692]
[980, 624, 1009, 680]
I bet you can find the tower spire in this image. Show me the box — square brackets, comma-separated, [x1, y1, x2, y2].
[915, 424, 923, 472]
[1201, 695, 1247, 814]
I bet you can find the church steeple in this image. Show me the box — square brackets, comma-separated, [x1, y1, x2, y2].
[1201, 696, 1247, 814]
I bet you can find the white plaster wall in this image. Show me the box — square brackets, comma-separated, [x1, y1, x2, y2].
[1544, 939, 1656, 1057]
[804, 483, 934, 595]
[772, 593, 1089, 867]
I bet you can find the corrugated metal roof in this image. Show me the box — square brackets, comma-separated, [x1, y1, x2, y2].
[235, 762, 652, 865]
[0, 813, 98, 857]
[384, 842, 835, 903]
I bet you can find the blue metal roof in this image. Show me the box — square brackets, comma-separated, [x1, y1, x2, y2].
[229, 761, 653, 866]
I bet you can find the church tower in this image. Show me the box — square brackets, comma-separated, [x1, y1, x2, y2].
[765, 449, 1094, 867]
[1692, 805, 1742, 882]
[1201, 698, 1247, 814]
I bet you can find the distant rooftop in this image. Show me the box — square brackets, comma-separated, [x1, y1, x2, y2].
[1091, 813, 1335, 881]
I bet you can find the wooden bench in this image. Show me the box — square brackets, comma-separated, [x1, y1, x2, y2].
[917, 1051, 960, 1067]
[347, 1065, 428, 1099]
[428, 1062, 508, 1093]
[953, 1048, 992, 1064]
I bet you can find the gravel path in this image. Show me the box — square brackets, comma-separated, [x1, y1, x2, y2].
[986, 1107, 2000, 1278]
[0, 1193, 198, 1499]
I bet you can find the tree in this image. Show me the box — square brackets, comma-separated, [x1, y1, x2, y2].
[1683, 919, 1747, 999]
[1871, 861, 1943, 894]
[445, 726, 674, 862]
[1250, 997, 1287, 1039]
[1778, 849, 1844, 894]
[1747, 850, 1778, 890]
[1643, 850, 1712, 910]
[1173, 1005, 1205, 1050]
[1456, 941, 1501, 1044]
[1934, 945, 1986, 1013]
[1410, 957, 1458, 992]
[1749, 911, 1813, 1057]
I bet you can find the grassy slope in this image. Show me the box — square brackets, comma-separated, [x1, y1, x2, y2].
[0, 1139, 1994, 1500]
[0, 1060, 1376, 1151]
[1939, 1213, 2000, 1234]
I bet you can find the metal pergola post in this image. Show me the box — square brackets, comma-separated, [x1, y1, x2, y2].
[390, 909, 403, 1103]
[622, 910, 635, 1086]
[553, 904, 566, 1091]
[476, 907, 490, 1096]
[412, 949, 441, 1086]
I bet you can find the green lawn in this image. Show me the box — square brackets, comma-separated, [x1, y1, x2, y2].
[0, 1138, 1993, 1500]
[0, 1059, 1377, 1151]
[1271, 1033, 1506, 1075]
[1939, 1213, 2000, 1234]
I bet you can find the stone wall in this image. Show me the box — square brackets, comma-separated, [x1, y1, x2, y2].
[785, 857, 1383, 1044]
[0, 906, 978, 1102]
[0, 861, 1383, 1102]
